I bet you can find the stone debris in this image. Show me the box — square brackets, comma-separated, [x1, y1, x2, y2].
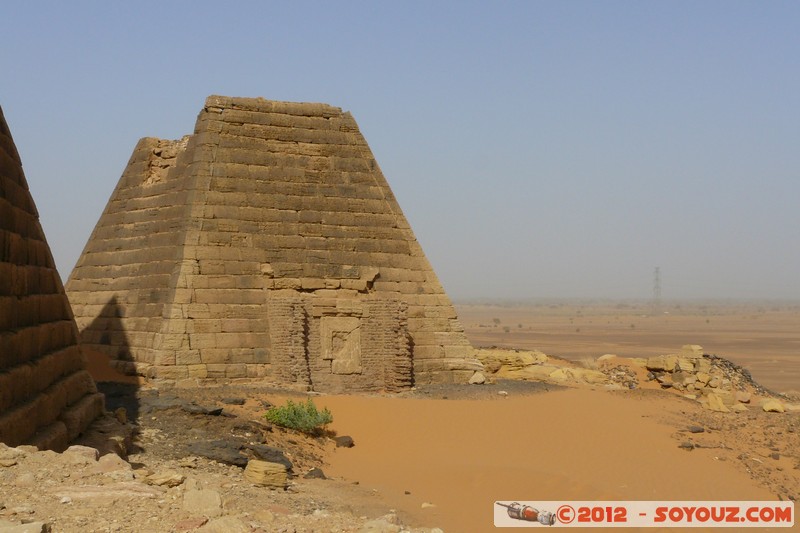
[173, 517, 209, 532]
[183, 489, 223, 518]
[334, 435, 355, 448]
[478, 348, 609, 386]
[637, 345, 786, 413]
[146, 470, 186, 487]
[196, 516, 250, 533]
[304, 467, 327, 479]
[762, 399, 786, 413]
[706, 393, 730, 413]
[2, 383, 453, 533]
[0, 521, 49, 533]
[469, 371, 487, 384]
[243, 459, 288, 489]
[359, 513, 402, 533]
[477, 345, 792, 417]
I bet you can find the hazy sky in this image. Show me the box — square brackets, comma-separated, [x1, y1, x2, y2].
[2, 1, 798, 301]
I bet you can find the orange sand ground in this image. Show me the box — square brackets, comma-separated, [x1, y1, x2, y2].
[321, 391, 777, 533]
[457, 303, 800, 394]
[81, 306, 795, 533]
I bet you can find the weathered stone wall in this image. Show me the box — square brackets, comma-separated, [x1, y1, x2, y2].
[0, 106, 103, 450]
[67, 95, 481, 391]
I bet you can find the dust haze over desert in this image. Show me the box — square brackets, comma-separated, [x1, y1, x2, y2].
[1, 2, 799, 533]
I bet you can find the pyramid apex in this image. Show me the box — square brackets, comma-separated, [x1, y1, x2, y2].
[203, 95, 343, 117]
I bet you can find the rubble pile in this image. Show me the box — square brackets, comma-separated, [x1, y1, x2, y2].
[639, 345, 779, 413]
[477, 345, 794, 416]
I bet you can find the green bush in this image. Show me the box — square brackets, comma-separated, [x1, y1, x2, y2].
[264, 398, 333, 434]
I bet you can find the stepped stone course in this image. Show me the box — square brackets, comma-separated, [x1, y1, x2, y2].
[67, 95, 480, 391]
[0, 106, 103, 450]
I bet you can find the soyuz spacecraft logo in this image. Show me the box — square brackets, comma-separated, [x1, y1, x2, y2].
[495, 502, 556, 526]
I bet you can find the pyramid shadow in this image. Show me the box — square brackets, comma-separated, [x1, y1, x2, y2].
[79, 296, 141, 424]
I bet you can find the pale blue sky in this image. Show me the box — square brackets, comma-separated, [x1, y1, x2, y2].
[2, 1, 798, 300]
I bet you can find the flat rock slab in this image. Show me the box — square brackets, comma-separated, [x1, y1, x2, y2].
[53, 482, 163, 500]
[244, 444, 292, 471]
[0, 522, 49, 533]
[183, 489, 222, 518]
[186, 439, 248, 467]
[197, 516, 251, 532]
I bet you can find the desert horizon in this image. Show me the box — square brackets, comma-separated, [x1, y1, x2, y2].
[455, 299, 799, 395]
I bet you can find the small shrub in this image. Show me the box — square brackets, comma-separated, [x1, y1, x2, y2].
[265, 399, 333, 434]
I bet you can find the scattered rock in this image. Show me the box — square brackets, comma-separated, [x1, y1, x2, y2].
[146, 470, 186, 487]
[358, 514, 402, 533]
[304, 467, 326, 480]
[0, 521, 50, 533]
[421, 502, 437, 509]
[197, 516, 250, 532]
[186, 440, 248, 467]
[89, 453, 133, 481]
[687, 426, 705, 434]
[173, 517, 209, 532]
[222, 398, 246, 405]
[183, 404, 224, 416]
[735, 391, 752, 403]
[762, 399, 785, 413]
[468, 371, 486, 385]
[183, 489, 223, 518]
[243, 460, 288, 489]
[63, 445, 99, 463]
[679, 442, 695, 451]
[706, 393, 730, 413]
[245, 444, 293, 471]
[334, 436, 355, 448]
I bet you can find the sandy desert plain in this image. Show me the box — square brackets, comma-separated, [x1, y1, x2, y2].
[3, 300, 798, 533]
[457, 300, 800, 395]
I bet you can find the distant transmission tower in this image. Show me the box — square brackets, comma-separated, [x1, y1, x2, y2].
[652, 267, 662, 315]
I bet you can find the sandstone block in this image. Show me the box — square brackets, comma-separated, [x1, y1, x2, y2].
[243, 459, 288, 489]
[681, 344, 704, 358]
[468, 371, 486, 385]
[645, 356, 668, 371]
[761, 399, 785, 413]
[705, 393, 729, 413]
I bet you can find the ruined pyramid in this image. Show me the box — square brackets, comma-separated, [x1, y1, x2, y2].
[0, 106, 103, 450]
[66, 96, 481, 392]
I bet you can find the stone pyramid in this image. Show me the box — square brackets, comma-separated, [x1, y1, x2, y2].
[66, 96, 481, 392]
[0, 106, 104, 450]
